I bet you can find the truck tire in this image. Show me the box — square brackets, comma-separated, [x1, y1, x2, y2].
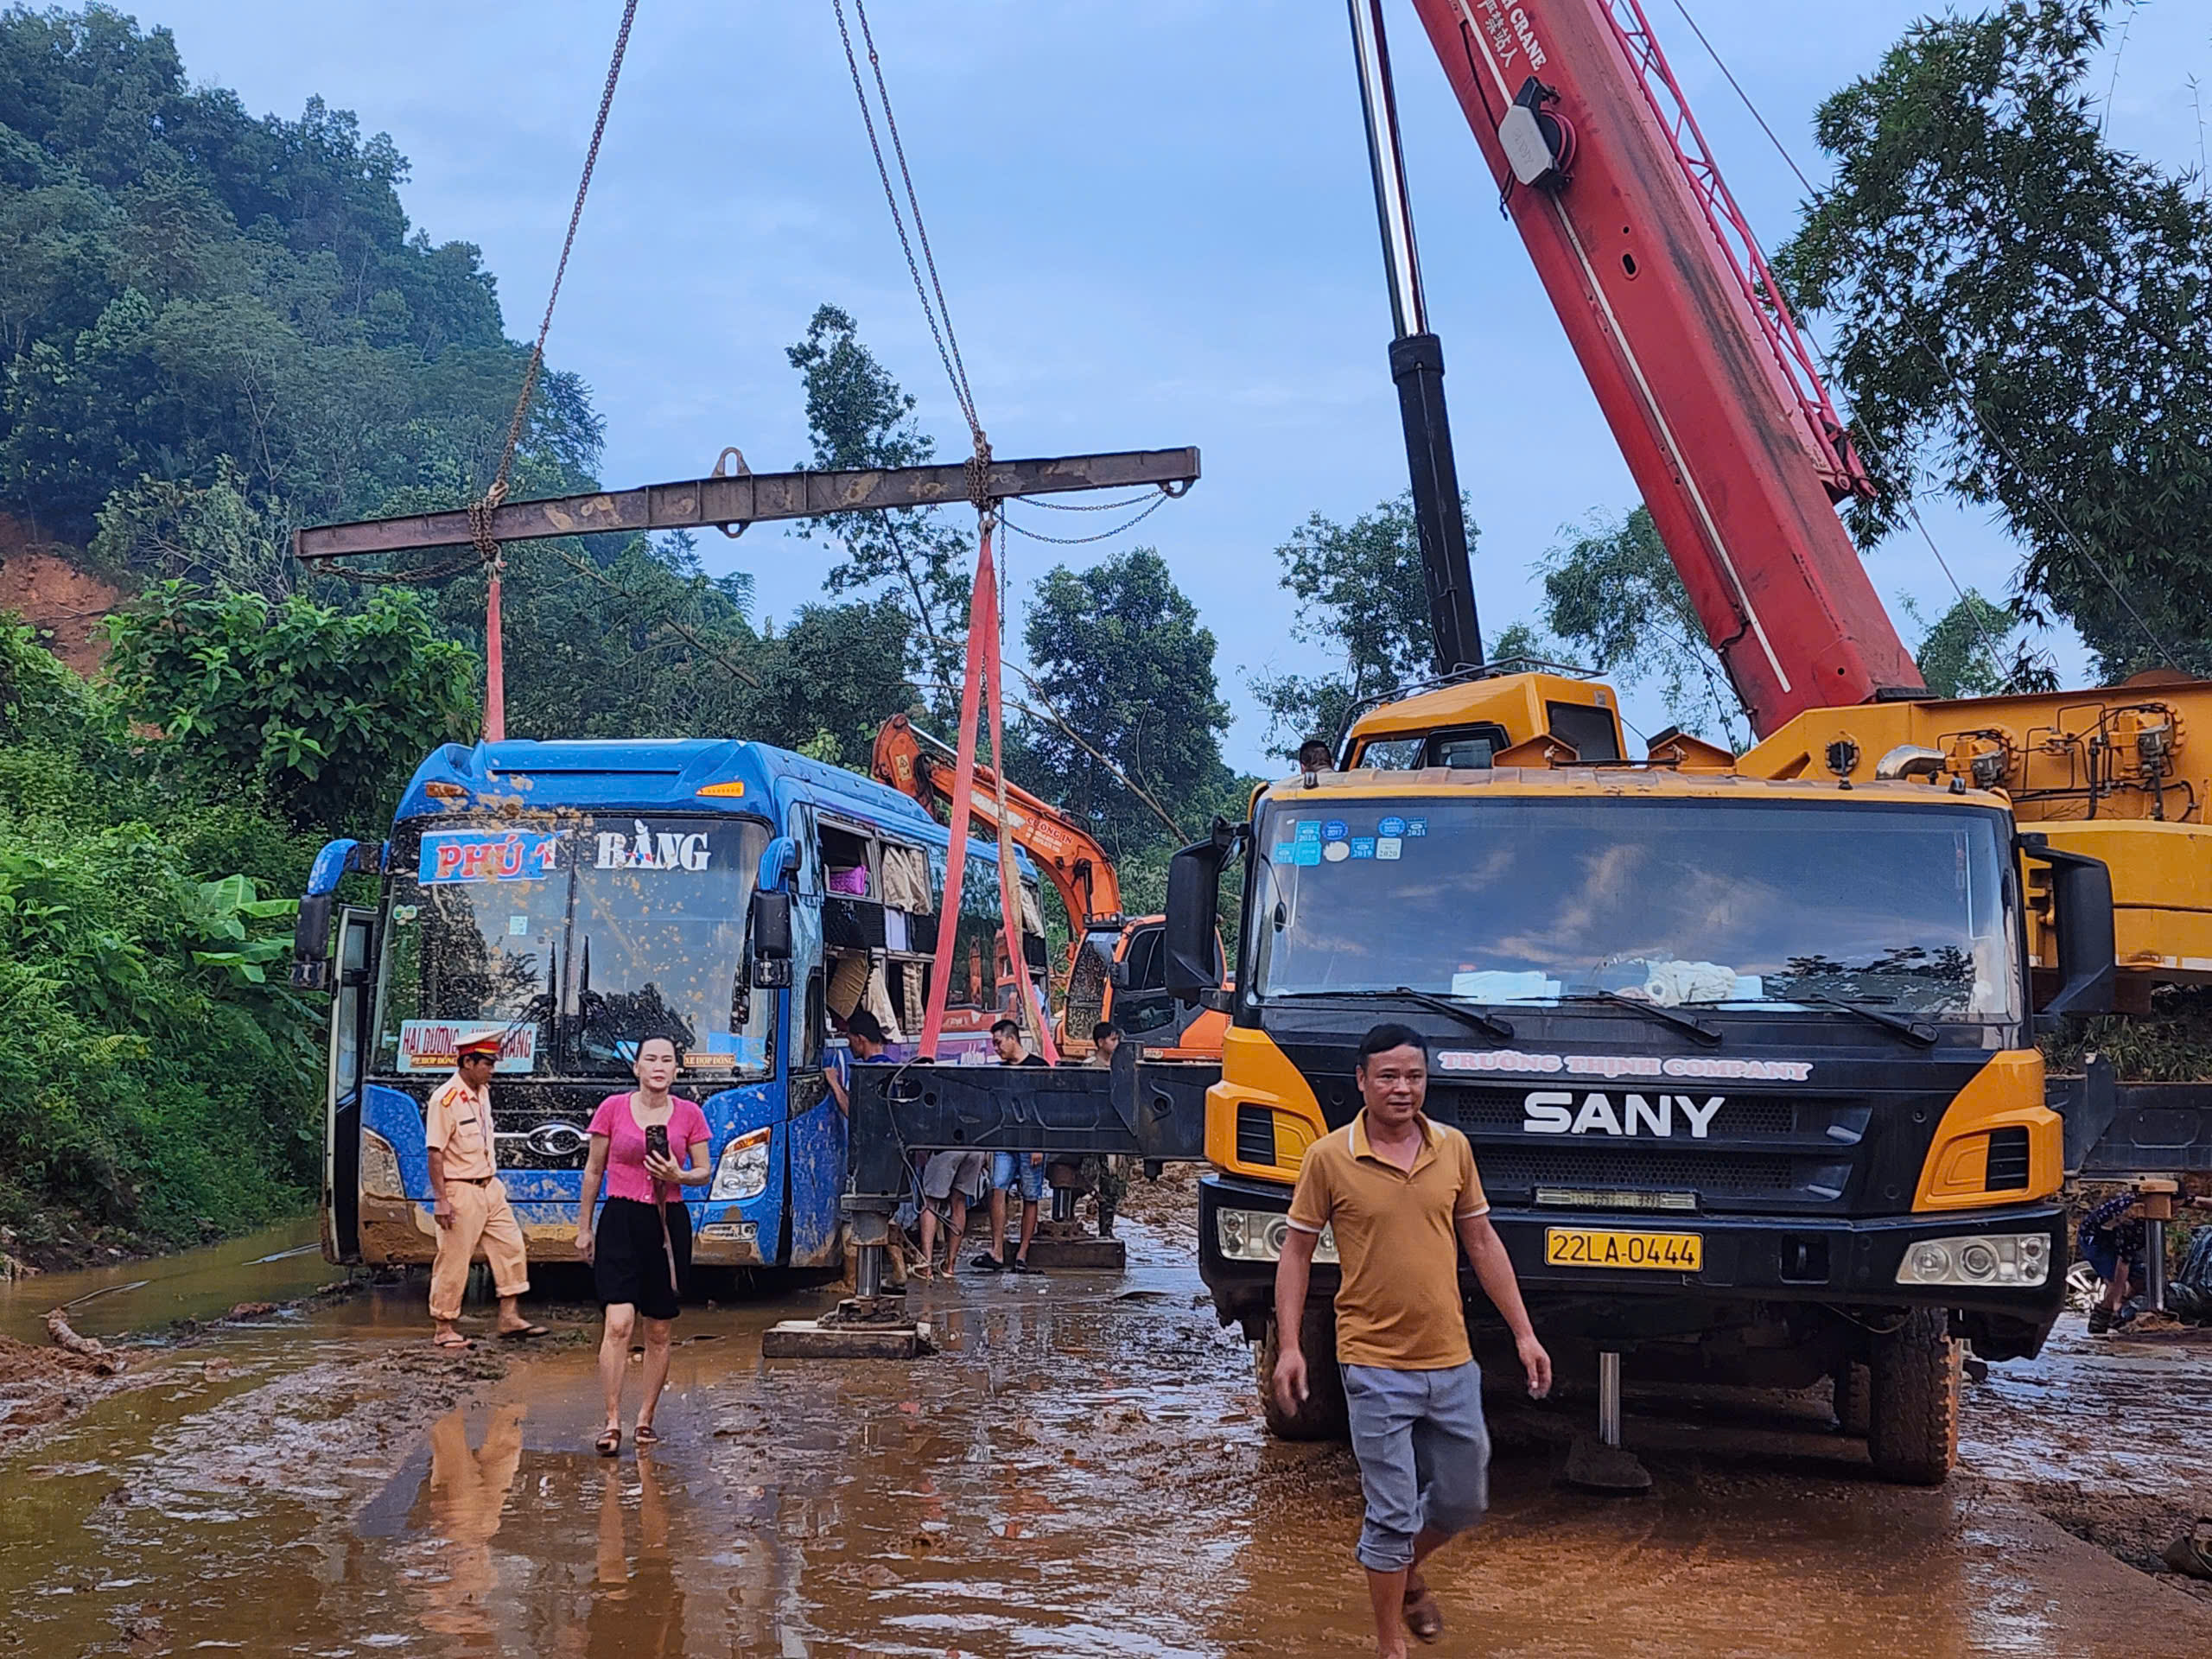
[1256, 1304, 1348, 1441]
[1866, 1308, 1959, 1484]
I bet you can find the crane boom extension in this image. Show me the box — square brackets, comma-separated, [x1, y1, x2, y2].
[1402, 0, 1923, 731]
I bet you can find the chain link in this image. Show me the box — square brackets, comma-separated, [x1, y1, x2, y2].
[999, 492, 1171, 546]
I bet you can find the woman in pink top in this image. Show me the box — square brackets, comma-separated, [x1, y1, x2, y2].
[575, 1035, 712, 1457]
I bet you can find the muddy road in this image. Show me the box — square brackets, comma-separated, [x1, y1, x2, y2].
[4, 1215, 2210, 1658]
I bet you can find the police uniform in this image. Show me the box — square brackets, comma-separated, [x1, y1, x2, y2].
[426, 1038, 531, 1321]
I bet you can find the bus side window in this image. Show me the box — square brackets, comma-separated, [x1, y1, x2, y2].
[802, 968, 825, 1071]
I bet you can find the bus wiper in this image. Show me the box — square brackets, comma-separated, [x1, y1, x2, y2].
[1558, 989, 1723, 1046]
[1802, 990, 1938, 1049]
[1389, 987, 1516, 1042]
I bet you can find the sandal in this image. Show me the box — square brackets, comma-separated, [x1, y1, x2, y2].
[909, 1262, 936, 1281]
[498, 1323, 550, 1340]
[633, 1422, 660, 1447]
[1402, 1583, 1444, 1644]
[2164, 1517, 2212, 1582]
[594, 1427, 621, 1458]
[432, 1332, 474, 1351]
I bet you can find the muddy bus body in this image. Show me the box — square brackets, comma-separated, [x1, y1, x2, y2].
[296, 737, 1047, 1274]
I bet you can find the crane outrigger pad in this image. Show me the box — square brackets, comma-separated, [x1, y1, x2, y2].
[293, 448, 1200, 563]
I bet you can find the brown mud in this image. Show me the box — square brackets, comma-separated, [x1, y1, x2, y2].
[3, 1213, 2210, 1656]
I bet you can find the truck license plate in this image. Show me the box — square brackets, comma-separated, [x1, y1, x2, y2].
[1544, 1228, 1702, 1272]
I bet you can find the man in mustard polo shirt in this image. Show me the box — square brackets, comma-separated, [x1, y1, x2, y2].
[1274, 1022, 1551, 1658]
[425, 1033, 545, 1350]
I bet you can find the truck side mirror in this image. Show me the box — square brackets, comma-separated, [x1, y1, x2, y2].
[1165, 818, 1242, 1004]
[749, 888, 793, 988]
[2023, 837, 2115, 1021]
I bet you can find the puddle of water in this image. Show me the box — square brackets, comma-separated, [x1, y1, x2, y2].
[1, 1217, 334, 1343]
[3, 1219, 2209, 1656]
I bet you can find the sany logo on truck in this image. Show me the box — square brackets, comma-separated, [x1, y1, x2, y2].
[1524, 1091, 1723, 1138]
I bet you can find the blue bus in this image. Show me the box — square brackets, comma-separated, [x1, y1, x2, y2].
[295, 738, 1052, 1273]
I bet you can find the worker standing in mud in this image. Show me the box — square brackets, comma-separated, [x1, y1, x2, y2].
[974, 1018, 1048, 1274]
[1274, 1023, 1550, 1659]
[424, 1034, 545, 1351]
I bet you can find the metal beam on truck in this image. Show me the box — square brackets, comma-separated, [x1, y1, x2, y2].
[292, 448, 1202, 563]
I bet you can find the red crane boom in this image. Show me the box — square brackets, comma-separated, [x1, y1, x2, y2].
[1402, 0, 1925, 732]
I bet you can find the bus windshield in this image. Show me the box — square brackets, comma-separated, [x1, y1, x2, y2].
[1249, 797, 2019, 1021]
[374, 816, 775, 1080]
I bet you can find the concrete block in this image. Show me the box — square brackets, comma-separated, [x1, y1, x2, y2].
[760, 1318, 935, 1360]
[1018, 1236, 1126, 1272]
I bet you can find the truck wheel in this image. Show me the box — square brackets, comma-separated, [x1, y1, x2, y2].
[1834, 1361, 1871, 1437]
[1866, 1308, 1959, 1484]
[1256, 1304, 1348, 1441]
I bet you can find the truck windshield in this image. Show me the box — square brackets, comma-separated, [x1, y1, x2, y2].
[374, 816, 774, 1080]
[1249, 798, 2019, 1021]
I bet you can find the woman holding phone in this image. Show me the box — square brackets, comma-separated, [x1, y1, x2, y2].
[575, 1035, 711, 1456]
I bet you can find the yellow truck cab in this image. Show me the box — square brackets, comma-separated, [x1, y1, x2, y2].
[1165, 670, 2114, 1484]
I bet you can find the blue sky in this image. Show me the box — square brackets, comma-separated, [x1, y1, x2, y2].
[150, 1, 2212, 767]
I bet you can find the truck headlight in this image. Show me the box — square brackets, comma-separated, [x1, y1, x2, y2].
[1217, 1208, 1337, 1264]
[709, 1128, 772, 1201]
[1896, 1231, 2049, 1288]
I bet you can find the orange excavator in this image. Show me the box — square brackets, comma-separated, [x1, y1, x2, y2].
[871, 712, 1224, 1059]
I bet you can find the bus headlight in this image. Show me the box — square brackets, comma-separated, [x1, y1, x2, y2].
[361, 1130, 405, 1199]
[709, 1128, 772, 1202]
[1216, 1208, 1338, 1265]
[1896, 1231, 2050, 1288]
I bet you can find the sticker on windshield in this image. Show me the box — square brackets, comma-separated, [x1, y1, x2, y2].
[1376, 837, 1402, 861]
[1272, 842, 1298, 862]
[1322, 841, 1351, 863]
[397, 1020, 537, 1074]
[1294, 821, 1321, 845]
[1406, 817, 1428, 837]
[1294, 842, 1322, 867]
[420, 830, 563, 884]
[595, 820, 711, 873]
[1350, 837, 1376, 859]
[1322, 819, 1348, 841]
[1379, 816, 1407, 837]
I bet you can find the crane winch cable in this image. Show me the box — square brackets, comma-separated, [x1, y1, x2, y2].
[831, 0, 989, 486]
[321, 0, 640, 588]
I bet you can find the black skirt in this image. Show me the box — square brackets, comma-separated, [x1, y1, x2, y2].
[594, 1195, 690, 1321]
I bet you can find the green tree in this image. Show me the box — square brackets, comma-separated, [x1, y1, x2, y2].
[1249, 493, 1456, 759]
[91, 456, 289, 596]
[103, 582, 478, 831]
[785, 303, 972, 694]
[1020, 548, 1230, 860]
[1899, 589, 2029, 699]
[1775, 0, 2212, 679]
[1535, 506, 1748, 747]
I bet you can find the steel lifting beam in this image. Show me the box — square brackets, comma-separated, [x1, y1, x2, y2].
[294, 448, 1201, 563]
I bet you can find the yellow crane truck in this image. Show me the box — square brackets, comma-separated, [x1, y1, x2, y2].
[1166, 671, 2118, 1484]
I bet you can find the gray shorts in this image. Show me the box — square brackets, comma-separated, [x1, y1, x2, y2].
[920, 1149, 988, 1204]
[1342, 1359, 1490, 1572]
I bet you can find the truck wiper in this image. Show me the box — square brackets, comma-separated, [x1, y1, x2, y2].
[1801, 990, 1939, 1049]
[1557, 989, 1723, 1046]
[1389, 987, 1516, 1042]
[1265, 988, 1515, 1042]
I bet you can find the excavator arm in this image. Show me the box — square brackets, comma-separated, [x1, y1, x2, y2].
[871, 713, 1123, 936]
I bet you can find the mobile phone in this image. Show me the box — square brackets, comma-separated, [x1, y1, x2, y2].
[645, 1123, 671, 1162]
